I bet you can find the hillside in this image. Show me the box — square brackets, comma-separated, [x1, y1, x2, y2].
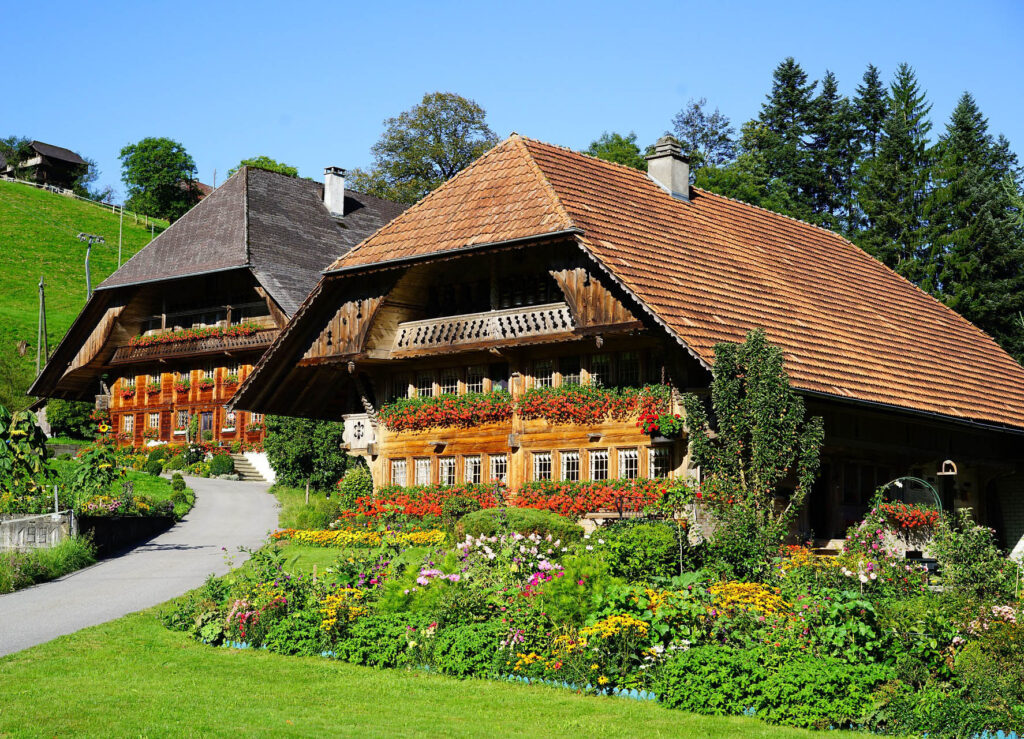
[0, 180, 167, 409]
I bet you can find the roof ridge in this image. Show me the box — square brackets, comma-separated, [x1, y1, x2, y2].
[517, 135, 656, 178]
[514, 136, 577, 232]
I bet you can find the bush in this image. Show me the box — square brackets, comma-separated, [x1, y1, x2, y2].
[46, 399, 95, 439]
[209, 454, 234, 476]
[147, 446, 168, 463]
[535, 554, 619, 625]
[165, 454, 185, 470]
[264, 415, 348, 489]
[145, 460, 163, 476]
[171, 472, 185, 489]
[457, 507, 583, 541]
[656, 645, 892, 730]
[334, 613, 422, 668]
[263, 609, 328, 657]
[603, 520, 696, 581]
[869, 681, 1023, 738]
[441, 495, 481, 532]
[292, 498, 342, 530]
[930, 509, 1014, 598]
[182, 444, 205, 465]
[430, 621, 505, 678]
[335, 466, 373, 509]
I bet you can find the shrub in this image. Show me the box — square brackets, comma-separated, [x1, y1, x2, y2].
[930, 509, 1014, 599]
[263, 609, 328, 657]
[534, 554, 618, 625]
[147, 446, 168, 463]
[335, 466, 373, 509]
[209, 455, 234, 476]
[430, 621, 505, 678]
[182, 444, 205, 465]
[603, 520, 694, 581]
[457, 507, 582, 541]
[441, 495, 481, 532]
[46, 399, 95, 439]
[264, 415, 348, 489]
[171, 473, 185, 490]
[868, 681, 1023, 738]
[165, 454, 185, 470]
[145, 460, 163, 476]
[334, 613, 422, 668]
[201, 430, 213, 442]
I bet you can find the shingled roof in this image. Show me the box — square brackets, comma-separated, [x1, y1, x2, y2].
[326, 134, 1024, 431]
[101, 166, 407, 316]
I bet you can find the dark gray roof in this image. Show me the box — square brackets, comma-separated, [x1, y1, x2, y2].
[30, 141, 88, 165]
[98, 167, 407, 316]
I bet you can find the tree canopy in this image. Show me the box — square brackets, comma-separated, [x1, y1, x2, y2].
[584, 132, 648, 170]
[671, 98, 735, 177]
[264, 415, 350, 490]
[119, 137, 199, 221]
[227, 156, 299, 178]
[347, 92, 499, 204]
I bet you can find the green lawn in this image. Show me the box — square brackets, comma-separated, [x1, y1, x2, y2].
[0, 180, 167, 409]
[0, 611, 840, 738]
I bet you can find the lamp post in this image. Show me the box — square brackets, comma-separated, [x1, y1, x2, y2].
[77, 232, 105, 298]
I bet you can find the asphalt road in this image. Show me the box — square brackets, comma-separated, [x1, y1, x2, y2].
[0, 475, 278, 657]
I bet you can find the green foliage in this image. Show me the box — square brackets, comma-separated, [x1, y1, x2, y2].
[602, 521, 690, 582]
[68, 445, 122, 500]
[118, 137, 200, 221]
[682, 330, 824, 579]
[430, 621, 505, 678]
[145, 460, 163, 476]
[334, 613, 421, 668]
[264, 415, 349, 490]
[146, 446, 168, 463]
[457, 507, 583, 541]
[45, 399, 95, 439]
[0, 534, 96, 594]
[335, 465, 373, 509]
[209, 454, 235, 477]
[671, 98, 736, 175]
[584, 132, 648, 171]
[535, 554, 619, 625]
[347, 91, 498, 204]
[930, 509, 1015, 598]
[165, 454, 185, 471]
[227, 156, 299, 178]
[441, 494, 481, 532]
[263, 610, 328, 657]
[869, 681, 1023, 738]
[0, 405, 54, 513]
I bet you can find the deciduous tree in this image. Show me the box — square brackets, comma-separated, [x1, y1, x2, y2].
[671, 97, 736, 177]
[227, 156, 299, 178]
[119, 137, 199, 221]
[584, 131, 647, 170]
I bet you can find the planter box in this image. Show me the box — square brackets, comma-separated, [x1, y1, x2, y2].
[77, 515, 175, 557]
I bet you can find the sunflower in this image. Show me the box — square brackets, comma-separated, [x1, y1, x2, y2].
[98, 424, 111, 433]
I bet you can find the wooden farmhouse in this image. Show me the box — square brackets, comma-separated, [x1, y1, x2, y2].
[0, 141, 89, 190]
[233, 134, 1024, 551]
[29, 166, 405, 458]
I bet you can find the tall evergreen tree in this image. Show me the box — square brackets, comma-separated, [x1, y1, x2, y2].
[853, 64, 888, 161]
[925, 93, 1024, 361]
[856, 63, 933, 283]
[754, 57, 818, 219]
[808, 71, 859, 232]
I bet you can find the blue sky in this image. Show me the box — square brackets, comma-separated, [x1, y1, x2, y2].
[6, 0, 1022, 199]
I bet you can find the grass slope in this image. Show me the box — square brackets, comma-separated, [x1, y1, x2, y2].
[0, 180, 167, 408]
[0, 612, 837, 738]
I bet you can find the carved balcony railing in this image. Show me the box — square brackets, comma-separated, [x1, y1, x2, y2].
[393, 302, 575, 354]
[110, 328, 280, 364]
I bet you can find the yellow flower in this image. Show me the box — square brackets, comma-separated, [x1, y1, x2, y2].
[598, 676, 610, 685]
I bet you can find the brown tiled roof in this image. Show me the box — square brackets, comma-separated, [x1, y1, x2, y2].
[330, 135, 1024, 430]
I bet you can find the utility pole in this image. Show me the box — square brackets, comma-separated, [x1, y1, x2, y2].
[118, 206, 124, 267]
[36, 276, 48, 375]
[77, 232, 105, 298]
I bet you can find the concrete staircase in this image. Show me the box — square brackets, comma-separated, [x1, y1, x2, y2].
[230, 454, 267, 482]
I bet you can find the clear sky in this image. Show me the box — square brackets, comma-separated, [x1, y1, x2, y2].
[5, 0, 1022, 199]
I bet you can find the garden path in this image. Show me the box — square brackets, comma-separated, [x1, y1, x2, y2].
[0, 476, 277, 656]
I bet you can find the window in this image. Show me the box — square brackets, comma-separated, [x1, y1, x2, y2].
[389, 375, 410, 401]
[251, 413, 263, 423]
[490, 454, 508, 483]
[617, 351, 640, 387]
[148, 412, 159, 429]
[590, 450, 609, 481]
[438, 372, 458, 396]
[202, 366, 215, 380]
[439, 457, 456, 485]
[122, 376, 136, 389]
[122, 415, 134, 433]
[464, 456, 482, 484]
[560, 451, 580, 481]
[414, 457, 431, 485]
[534, 360, 554, 388]
[149, 374, 161, 385]
[466, 366, 486, 394]
[649, 447, 671, 478]
[416, 373, 434, 398]
[532, 452, 552, 481]
[391, 459, 407, 487]
[490, 363, 510, 392]
[223, 407, 236, 429]
[589, 354, 611, 386]
[176, 410, 189, 429]
[559, 356, 581, 386]
[619, 448, 639, 479]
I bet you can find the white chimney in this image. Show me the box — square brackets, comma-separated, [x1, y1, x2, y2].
[645, 136, 690, 201]
[324, 166, 346, 217]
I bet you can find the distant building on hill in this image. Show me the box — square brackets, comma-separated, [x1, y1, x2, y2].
[0, 141, 88, 190]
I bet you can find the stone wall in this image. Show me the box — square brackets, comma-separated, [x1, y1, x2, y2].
[0, 512, 76, 551]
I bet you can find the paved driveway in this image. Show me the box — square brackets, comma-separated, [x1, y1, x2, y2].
[0, 476, 278, 657]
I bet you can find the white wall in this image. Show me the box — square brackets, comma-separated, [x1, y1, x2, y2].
[244, 451, 276, 484]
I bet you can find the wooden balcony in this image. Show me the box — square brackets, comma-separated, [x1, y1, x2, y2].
[392, 302, 575, 356]
[110, 327, 279, 365]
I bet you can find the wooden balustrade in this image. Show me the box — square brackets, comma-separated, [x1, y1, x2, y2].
[110, 328, 279, 364]
[393, 302, 575, 354]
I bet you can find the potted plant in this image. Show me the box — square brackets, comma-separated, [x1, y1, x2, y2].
[174, 377, 191, 393]
[223, 373, 240, 388]
[146, 382, 162, 395]
[198, 377, 215, 391]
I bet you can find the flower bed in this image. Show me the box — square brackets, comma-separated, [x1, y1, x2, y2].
[344, 482, 506, 519]
[128, 322, 262, 347]
[378, 390, 512, 431]
[515, 478, 664, 516]
[272, 528, 446, 548]
[518, 384, 670, 426]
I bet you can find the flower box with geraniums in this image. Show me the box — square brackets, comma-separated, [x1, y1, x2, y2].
[222, 373, 240, 388]
[127, 322, 262, 348]
[142, 427, 160, 441]
[245, 422, 265, 434]
[119, 387, 136, 401]
[174, 378, 191, 393]
[637, 409, 685, 441]
[146, 382, 162, 396]
[518, 384, 670, 427]
[378, 390, 512, 431]
[197, 377, 215, 391]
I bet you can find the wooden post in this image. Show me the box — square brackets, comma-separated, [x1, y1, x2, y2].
[118, 207, 123, 267]
[305, 478, 310, 505]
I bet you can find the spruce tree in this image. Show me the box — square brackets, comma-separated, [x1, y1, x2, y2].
[856, 63, 933, 283]
[926, 93, 1024, 361]
[849, 64, 888, 232]
[808, 71, 859, 232]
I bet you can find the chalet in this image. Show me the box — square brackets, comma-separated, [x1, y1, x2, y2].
[29, 166, 406, 461]
[0, 141, 89, 190]
[232, 134, 1024, 552]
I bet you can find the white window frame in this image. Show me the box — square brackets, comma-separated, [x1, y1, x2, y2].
[122, 415, 134, 433]
[391, 459, 407, 487]
[533, 360, 554, 388]
[222, 407, 236, 431]
[147, 412, 160, 429]
[439, 457, 457, 485]
[416, 372, 434, 398]
[589, 449, 609, 481]
[464, 455, 482, 484]
[560, 450, 580, 481]
[202, 366, 215, 380]
[466, 366, 485, 394]
[414, 457, 431, 486]
[438, 372, 458, 396]
[251, 412, 264, 423]
[489, 454, 508, 484]
[649, 447, 671, 478]
[532, 452, 552, 481]
[619, 448, 639, 479]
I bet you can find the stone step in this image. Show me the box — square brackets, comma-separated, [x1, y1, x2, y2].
[228, 454, 267, 482]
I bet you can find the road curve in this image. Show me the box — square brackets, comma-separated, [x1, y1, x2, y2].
[0, 476, 278, 657]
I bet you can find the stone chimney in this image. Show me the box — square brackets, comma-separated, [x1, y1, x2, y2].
[645, 136, 690, 201]
[323, 166, 346, 217]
